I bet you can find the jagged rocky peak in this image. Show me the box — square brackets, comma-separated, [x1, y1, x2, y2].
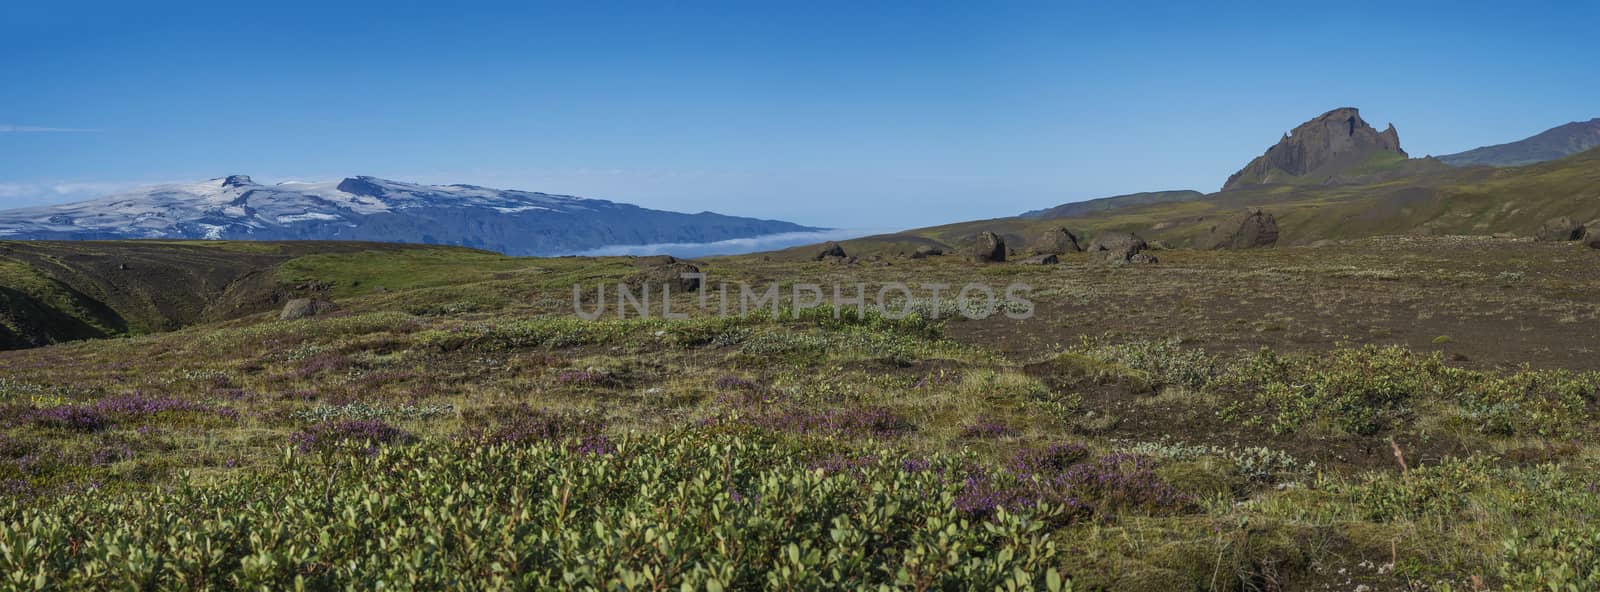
[221, 175, 256, 188]
[336, 176, 388, 197]
[1222, 107, 1407, 191]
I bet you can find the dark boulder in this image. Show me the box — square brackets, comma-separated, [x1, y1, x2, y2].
[1205, 208, 1279, 249]
[632, 255, 680, 268]
[1086, 232, 1155, 265]
[1018, 254, 1059, 265]
[629, 261, 703, 293]
[972, 232, 1006, 263]
[814, 242, 847, 261]
[1535, 217, 1586, 242]
[1031, 227, 1082, 254]
[1584, 228, 1600, 250]
[280, 298, 338, 320]
[910, 245, 944, 259]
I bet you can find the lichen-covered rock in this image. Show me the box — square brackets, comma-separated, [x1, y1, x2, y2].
[1086, 232, 1155, 265]
[629, 261, 703, 292]
[972, 232, 1006, 263]
[1031, 227, 1082, 254]
[1205, 208, 1279, 249]
[280, 298, 338, 320]
[1535, 217, 1585, 242]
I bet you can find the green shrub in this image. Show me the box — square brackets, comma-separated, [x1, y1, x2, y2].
[1073, 338, 1219, 392]
[0, 431, 1075, 590]
[1214, 346, 1464, 435]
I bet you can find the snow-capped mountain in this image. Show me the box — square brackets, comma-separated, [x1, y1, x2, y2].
[0, 175, 819, 255]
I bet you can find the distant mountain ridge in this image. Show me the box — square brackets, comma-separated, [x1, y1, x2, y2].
[1438, 118, 1600, 167]
[0, 176, 819, 256]
[1020, 190, 1205, 220]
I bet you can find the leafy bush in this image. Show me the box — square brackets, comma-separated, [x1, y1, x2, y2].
[1214, 346, 1463, 435]
[1074, 338, 1219, 392]
[1458, 368, 1599, 437]
[0, 432, 1076, 590]
[291, 402, 456, 424]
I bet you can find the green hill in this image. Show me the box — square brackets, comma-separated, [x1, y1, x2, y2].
[0, 240, 509, 349]
[814, 146, 1600, 257]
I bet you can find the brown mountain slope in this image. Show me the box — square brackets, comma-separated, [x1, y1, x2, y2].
[802, 147, 1600, 259]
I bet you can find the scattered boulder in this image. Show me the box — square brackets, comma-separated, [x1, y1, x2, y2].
[1204, 208, 1279, 249]
[629, 261, 703, 292]
[910, 245, 944, 259]
[631, 254, 680, 268]
[280, 298, 338, 320]
[814, 242, 847, 261]
[1030, 227, 1082, 254]
[1584, 228, 1600, 250]
[1535, 216, 1586, 242]
[1086, 232, 1156, 265]
[972, 232, 1007, 263]
[1018, 254, 1059, 265]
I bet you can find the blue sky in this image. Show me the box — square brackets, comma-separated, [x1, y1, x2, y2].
[2, 1, 1597, 228]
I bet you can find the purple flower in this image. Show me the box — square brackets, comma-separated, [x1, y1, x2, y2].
[900, 457, 933, 473]
[1052, 454, 1192, 514]
[555, 370, 609, 386]
[91, 395, 239, 420]
[1009, 443, 1090, 475]
[807, 453, 880, 474]
[749, 407, 912, 438]
[290, 420, 412, 455]
[464, 404, 610, 455]
[575, 434, 614, 456]
[32, 406, 108, 432]
[958, 417, 1018, 439]
[713, 375, 760, 391]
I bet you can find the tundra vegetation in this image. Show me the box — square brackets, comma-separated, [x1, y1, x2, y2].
[1, 235, 1599, 590]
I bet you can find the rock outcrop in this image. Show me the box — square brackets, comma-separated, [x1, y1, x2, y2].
[1223, 108, 1406, 191]
[972, 232, 1006, 263]
[1535, 217, 1586, 242]
[1204, 209, 1280, 249]
[628, 257, 703, 292]
[1086, 232, 1156, 265]
[280, 298, 338, 320]
[814, 242, 847, 261]
[1030, 227, 1082, 254]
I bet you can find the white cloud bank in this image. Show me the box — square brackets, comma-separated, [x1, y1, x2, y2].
[567, 228, 899, 258]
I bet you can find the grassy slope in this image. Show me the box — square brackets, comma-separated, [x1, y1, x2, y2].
[0, 240, 510, 348]
[1, 237, 1599, 588]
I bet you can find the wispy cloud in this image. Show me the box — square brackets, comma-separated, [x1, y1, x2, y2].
[0, 124, 100, 133]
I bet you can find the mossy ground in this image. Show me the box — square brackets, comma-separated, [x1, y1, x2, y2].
[2, 236, 1599, 589]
